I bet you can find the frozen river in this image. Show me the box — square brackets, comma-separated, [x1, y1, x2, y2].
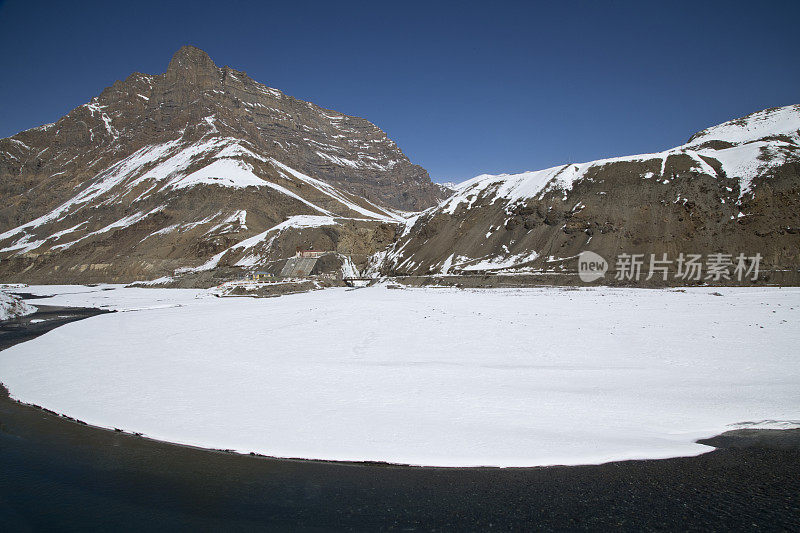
[1, 284, 798, 467]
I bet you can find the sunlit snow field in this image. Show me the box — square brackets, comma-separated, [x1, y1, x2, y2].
[1, 284, 799, 467]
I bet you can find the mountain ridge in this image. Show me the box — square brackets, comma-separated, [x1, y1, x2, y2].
[373, 104, 800, 284]
[1, 48, 797, 286]
[0, 46, 443, 284]
[1, 46, 442, 220]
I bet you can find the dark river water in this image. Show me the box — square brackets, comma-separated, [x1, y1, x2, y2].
[1, 304, 799, 531]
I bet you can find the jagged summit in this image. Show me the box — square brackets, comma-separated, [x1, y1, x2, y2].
[164, 45, 220, 83]
[1, 46, 443, 215]
[168, 45, 216, 70]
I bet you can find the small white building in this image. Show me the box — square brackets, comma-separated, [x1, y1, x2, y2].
[295, 249, 325, 258]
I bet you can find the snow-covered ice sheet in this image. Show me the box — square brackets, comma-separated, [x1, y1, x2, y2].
[10, 284, 208, 311]
[1, 285, 798, 467]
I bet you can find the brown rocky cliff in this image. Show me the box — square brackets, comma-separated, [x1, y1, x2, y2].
[0, 45, 443, 233]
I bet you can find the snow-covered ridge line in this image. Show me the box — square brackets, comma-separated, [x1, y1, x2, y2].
[270, 159, 403, 222]
[438, 104, 800, 214]
[0, 135, 406, 254]
[688, 104, 800, 145]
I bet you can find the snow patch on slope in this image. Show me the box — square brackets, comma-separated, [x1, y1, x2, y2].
[270, 160, 402, 222]
[689, 104, 800, 145]
[441, 164, 591, 214]
[0, 292, 35, 321]
[458, 250, 541, 271]
[168, 159, 267, 189]
[176, 215, 339, 273]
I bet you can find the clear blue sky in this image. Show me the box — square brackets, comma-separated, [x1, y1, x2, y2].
[1, 0, 797, 183]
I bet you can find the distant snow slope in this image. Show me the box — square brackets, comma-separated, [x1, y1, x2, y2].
[377, 104, 800, 277]
[443, 104, 800, 215]
[1, 285, 798, 467]
[688, 105, 800, 145]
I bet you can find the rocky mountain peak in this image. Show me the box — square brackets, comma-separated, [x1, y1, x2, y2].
[0, 45, 448, 283]
[166, 45, 218, 75]
[160, 46, 222, 104]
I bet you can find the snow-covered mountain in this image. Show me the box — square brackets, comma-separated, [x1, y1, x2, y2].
[376, 105, 800, 281]
[0, 46, 442, 283]
[435, 181, 459, 194]
[2, 50, 797, 287]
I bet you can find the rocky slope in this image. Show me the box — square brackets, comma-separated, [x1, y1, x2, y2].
[0, 46, 443, 283]
[375, 105, 800, 284]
